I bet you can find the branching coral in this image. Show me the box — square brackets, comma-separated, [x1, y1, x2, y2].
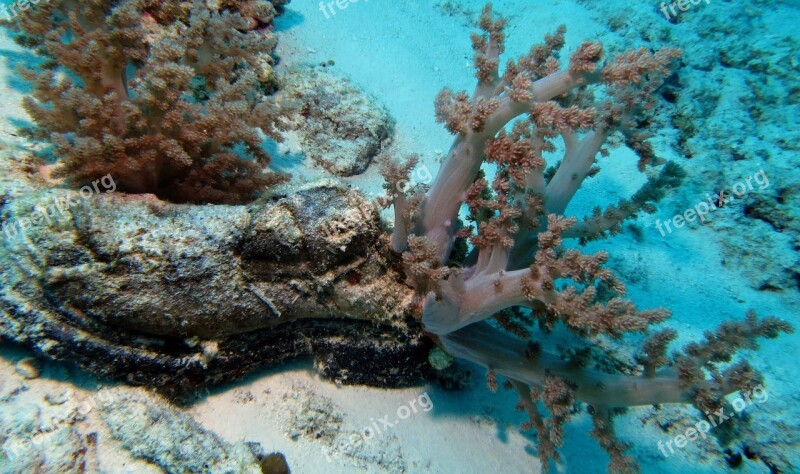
[6, 0, 291, 204]
[381, 4, 793, 472]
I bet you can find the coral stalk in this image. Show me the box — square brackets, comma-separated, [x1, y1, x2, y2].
[442, 322, 709, 407]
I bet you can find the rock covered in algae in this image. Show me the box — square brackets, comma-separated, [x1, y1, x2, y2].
[0, 163, 431, 393]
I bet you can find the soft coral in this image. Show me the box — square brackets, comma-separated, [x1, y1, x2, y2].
[8, 0, 290, 204]
[381, 4, 792, 471]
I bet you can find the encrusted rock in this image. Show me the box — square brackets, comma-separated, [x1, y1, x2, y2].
[281, 65, 394, 176]
[14, 357, 41, 380]
[0, 174, 430, 394]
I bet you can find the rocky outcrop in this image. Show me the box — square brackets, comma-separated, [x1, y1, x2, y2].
[0, 178, 430, 394]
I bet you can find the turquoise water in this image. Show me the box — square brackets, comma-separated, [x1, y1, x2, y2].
[0, 1, 798, 473]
